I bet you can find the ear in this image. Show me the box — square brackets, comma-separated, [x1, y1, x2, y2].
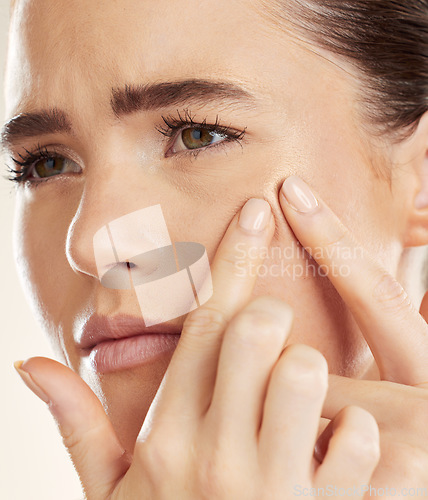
[401, 111, 428, 248]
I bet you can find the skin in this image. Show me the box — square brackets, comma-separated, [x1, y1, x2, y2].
[5, 0, 428, 494]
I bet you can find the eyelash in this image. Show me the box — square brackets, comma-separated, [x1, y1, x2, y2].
[6, 109, 247, 184]
[156, 109, 246, 158]
[7, 144, 53, 183]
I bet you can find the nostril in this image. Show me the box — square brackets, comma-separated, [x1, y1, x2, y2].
[102, 261, 135, 272]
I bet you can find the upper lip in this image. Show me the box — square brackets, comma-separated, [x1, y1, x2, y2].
[77, 314, 182, 350]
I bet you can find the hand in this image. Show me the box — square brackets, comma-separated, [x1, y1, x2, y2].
[322, 376, 428, 490]
[14, 198, 379, 500]
[279, 176, 428, 489]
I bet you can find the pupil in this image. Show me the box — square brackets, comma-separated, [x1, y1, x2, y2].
[192, 129, 202, 140]
[46, 158, 56, 170]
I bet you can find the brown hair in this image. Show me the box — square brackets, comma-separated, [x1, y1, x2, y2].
[261, 0, 428, 141]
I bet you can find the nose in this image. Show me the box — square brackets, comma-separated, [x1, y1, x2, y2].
[92, 205, 176, 289]
[65, 172, 173, 286]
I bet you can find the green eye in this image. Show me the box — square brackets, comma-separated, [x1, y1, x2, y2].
[180, 128, 224, 150]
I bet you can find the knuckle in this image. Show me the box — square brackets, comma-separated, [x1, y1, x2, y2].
[248, 295, 293, 317]
[61, 420, 105, 455]
[318, 227, 348, 256]
[338, 406, 380, 466]
[228, 308, 286, 350]
[183, 306, 227, 338]
[372, 272, 412, 315]
[136, 431, 179, 479]
[61, 430, 82, 453]
[197, 451, 242, 500]
[218, 246, 246, 277]
[198, 459, 228, 499]
[277, 344, 328, 394]
[342, 429, 380, 467]
[247, 296, 294, 330]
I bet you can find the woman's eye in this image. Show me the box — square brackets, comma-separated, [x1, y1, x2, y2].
[32, 156, 80, 179]
[171, 127, 226, 153]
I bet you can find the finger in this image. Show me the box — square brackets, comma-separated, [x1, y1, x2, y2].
[322, 374, 426, 421]
[315, 406, 380, 490]
[207, 296, 293, 445]
[258, 344, 328, 483]
[279, 175, 428, 385]
[145, 199, 275, 424]
[14, 357, 130, 500]
[314, 418, 333, 465]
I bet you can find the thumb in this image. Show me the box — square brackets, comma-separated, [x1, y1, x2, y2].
[14, 357, 130, 500]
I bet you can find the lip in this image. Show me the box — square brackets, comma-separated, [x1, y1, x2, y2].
[77, 314, 182, 373]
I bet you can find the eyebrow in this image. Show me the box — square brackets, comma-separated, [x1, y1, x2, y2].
[0, 79, 256, 151]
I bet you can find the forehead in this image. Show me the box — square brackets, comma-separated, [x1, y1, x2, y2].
[4, 0, 360, 154]
[5, 0, 278, 115]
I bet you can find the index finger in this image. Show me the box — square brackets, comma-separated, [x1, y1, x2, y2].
[279, 175, 428, 385]
[146, 198, 275, 422]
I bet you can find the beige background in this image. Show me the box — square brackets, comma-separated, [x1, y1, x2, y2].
[0, 3, 83, 499]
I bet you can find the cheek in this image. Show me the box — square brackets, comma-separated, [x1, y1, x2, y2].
[248, 239, 374, 377]
[219, 140, 393, 375]
[317, 170, 401, 274]
[14, 190, 77, 336]
[162, 150, 285, 257]
[280, 116, 400, 271]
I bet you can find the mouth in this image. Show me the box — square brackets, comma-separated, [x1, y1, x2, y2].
[77, 314, 182, 373]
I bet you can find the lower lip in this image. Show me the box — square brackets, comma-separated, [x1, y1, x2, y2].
[88, 333, 180, 373]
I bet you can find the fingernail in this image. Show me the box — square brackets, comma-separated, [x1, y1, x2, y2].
[14, 360, 50, 404]
[239, 198, 271, 233]
[281, 176, 319, 214]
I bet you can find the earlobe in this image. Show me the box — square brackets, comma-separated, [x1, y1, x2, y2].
[402, 112, 428, 248]
[414, 149, 428, 209]
[403, 215, 428, 248]
[404, 203, 428, 248]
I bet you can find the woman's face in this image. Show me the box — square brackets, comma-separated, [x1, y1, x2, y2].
[4, 0, 409, 452]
